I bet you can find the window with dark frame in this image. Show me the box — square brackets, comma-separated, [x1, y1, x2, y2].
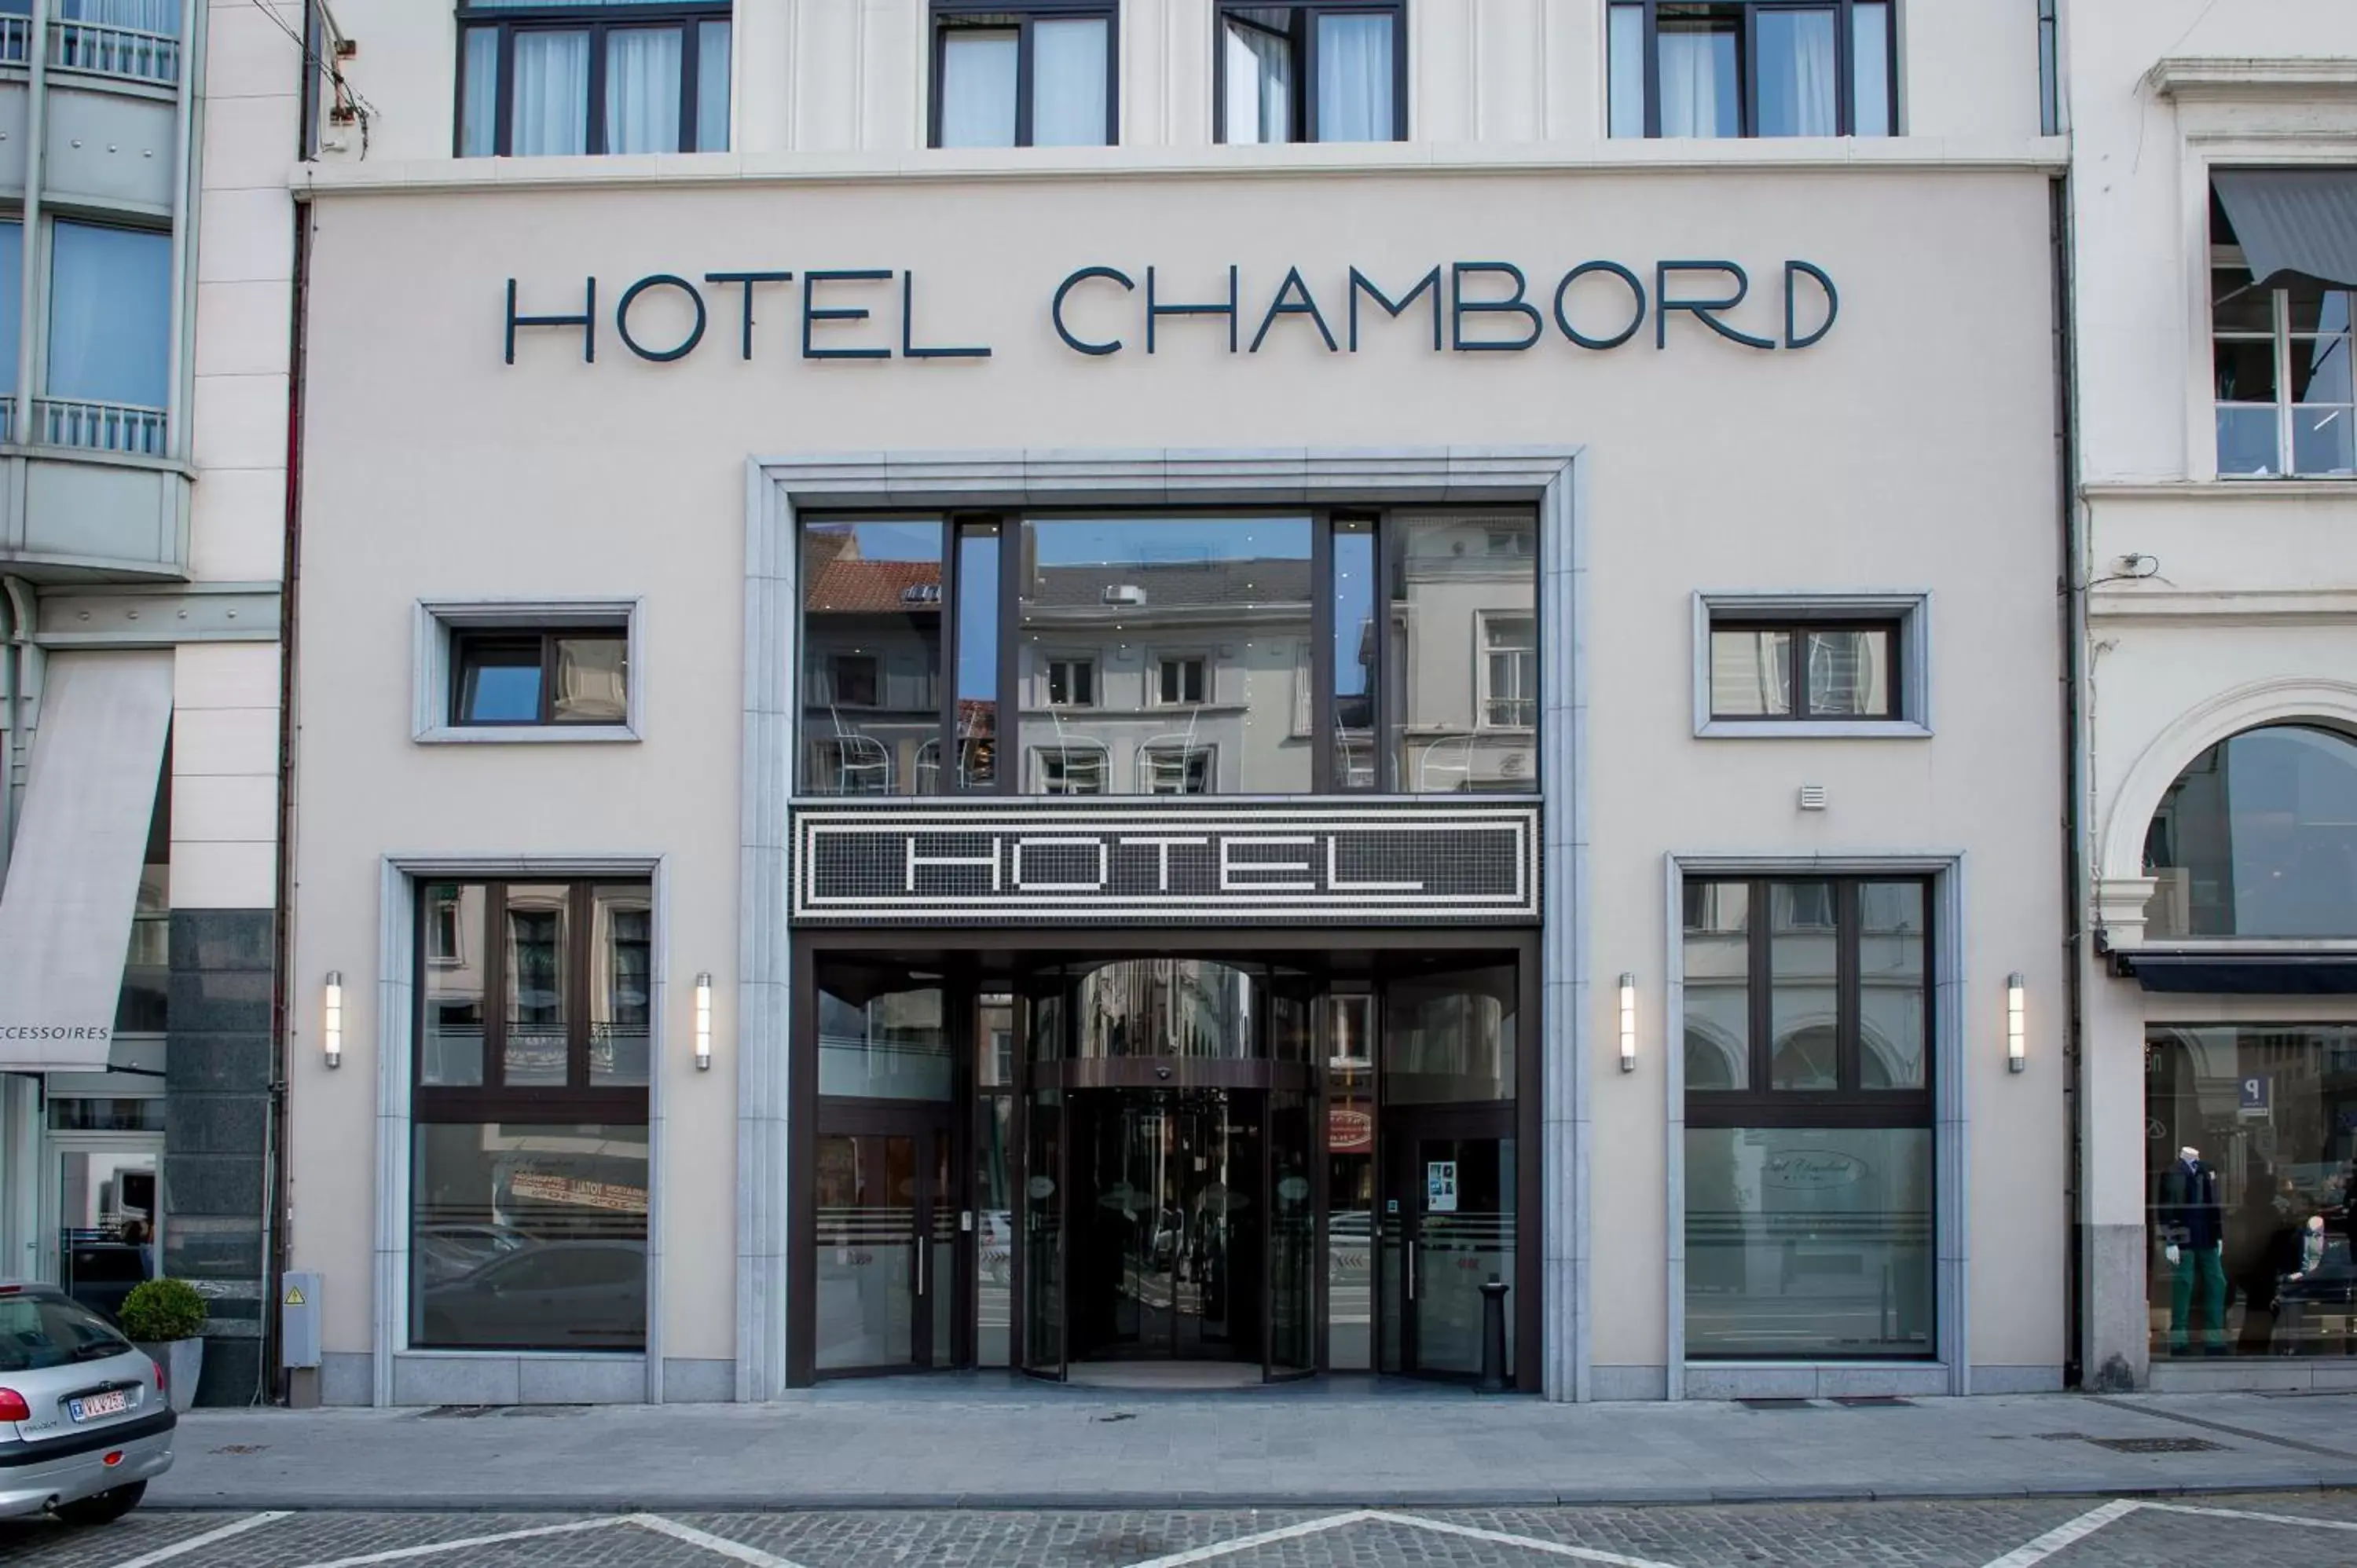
[2212, 181, 2357, 479]
[1681, 875, 1934, 1359]
[1707, 616, 1899, 721]
[456, 2, 731, 159]
[931, 2, 1117, 148]
[1216, 1, 1406, 145]
[1607, 1, 1895, 140]
[452, 627, 629, 727]
[795, 506, 1541, 796]
[410, 879, 651, 1353]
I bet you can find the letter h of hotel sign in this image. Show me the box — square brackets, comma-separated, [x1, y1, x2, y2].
[790, 802, 1539, 925]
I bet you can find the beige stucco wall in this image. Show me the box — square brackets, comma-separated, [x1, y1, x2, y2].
[287, 157, 2066, 1384]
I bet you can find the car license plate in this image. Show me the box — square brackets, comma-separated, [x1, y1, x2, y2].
[68, 1390, 126, 1423]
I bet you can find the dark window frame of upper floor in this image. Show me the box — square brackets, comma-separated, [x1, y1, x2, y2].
[454, 1, 731, 159]
[2209, 179, 2357, 482]
[1706, 615, 1902, 723]
[929, 1, 1121, 149]
[1607, 0, 1897, 141]
[1213, 0, 1409, 145]
[449, 625, 630, 728]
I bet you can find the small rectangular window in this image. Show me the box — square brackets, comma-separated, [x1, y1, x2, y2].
[453, 628, 629, 727]
[1036, 746, 1108, 794]
[456, 3, 730, 158]
[1217, 2, 1403, 145]
[1607, 1, 1894, 140]
[1047, 658, 1096, 707]
[46, 220, 170, 429]
[932, 4, 1115, 148]
[1708, 618, 1897, 721]
[2212, 178, 2357, 479]
[1156, 656, 1207, 706]
[1142, 745, 1211, 794]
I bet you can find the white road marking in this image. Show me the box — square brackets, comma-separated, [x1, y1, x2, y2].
[627, 1514, 814, 1568]
[1974, 1500, 2143, 1568]
[2140, 1500, 2357, 1532]
[1367, 1511, 1688, 1568]
[288, 1517, 621, 1568]
[1122, 1511, 1380, 1567]
[105, 1510, 290, 1568]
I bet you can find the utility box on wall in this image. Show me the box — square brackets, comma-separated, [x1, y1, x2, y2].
[280, 1270, 322, 1408]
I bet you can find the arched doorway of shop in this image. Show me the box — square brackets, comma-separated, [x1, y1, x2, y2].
[788, 931, 1541, 1390]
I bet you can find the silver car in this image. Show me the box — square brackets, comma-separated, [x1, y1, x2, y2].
[0, 1283, 173, 1524]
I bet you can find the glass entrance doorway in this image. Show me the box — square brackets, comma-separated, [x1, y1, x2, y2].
[1069, 1088, 1263, 1363]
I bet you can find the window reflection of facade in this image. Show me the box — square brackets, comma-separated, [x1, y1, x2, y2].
[2143, 724, 2357, 939]
[1391, 511, 1539, 793]
[799, 518, 944, 795]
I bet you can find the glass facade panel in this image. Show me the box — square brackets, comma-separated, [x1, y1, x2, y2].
[1332, 518, 1377, 788]
[696, 20, 731, 150]
[589, 885, 651, 1087]
[818, 980, 952, 1100]
[1685, 1126, 1934, 1358]
[955, 522, 1000, 788]
[801, 518, 944, 794]
[1682, 881, 1750, 1091]
[604, 26, 684, 153]
[1802, 628, 1890, 716]
[1383, 966, 1515, 1103]
[1656, 10, 1739, 137]
[552, 634, 627, 723]
[1860, 881, 1926, 1090]
[460, 27, 499, 156]
[1222, 11, 1290, 143]
[1607, 3, 1644, 138]
[1410, 1134, 1516, 1374]
[511, 30, 592, 156]
[0, 221, 20, 395]
[1019, 515, 1311, 795]
[501, 885, 572, 1087]
[2145, 1027, 2357, 1360]
[813, 1132, 917, 1369]
[420, 884, 489, 1086]
[1754, 7, 1836, 137]
[1769, 882, 1838, 1091]
[1389, 511, 1538, 793]
[2143, 725, 2357, 938]
[47, 222, 170, 408]
[1851, 2, 1890, 135]
[411, 1122, 649, 1350]
[1032, 17, 1109, 147]
[1709, 629, 1791, 717]
[1068, 960, 1257, 1060]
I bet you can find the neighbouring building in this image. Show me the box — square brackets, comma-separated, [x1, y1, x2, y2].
[283, 0, 2069, 1405]
[0, 0, 297, 1404]
[2065, 1, 2357, 1391]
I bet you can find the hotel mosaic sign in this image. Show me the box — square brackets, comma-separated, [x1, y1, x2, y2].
[501, 258, 1838, 365]
[790, 801, 1539, 925]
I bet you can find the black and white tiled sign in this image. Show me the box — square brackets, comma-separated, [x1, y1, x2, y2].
[790, 801, 1539, 925]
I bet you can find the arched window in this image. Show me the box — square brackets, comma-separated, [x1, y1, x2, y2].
[2143, 724, 2357, 938]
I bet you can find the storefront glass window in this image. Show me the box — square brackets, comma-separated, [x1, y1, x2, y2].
[1388, 511, 1538, 793]
[1684, 876, 1936, 1359]
[818, 979, 953, 1100]
[1383, 966, 1515, 1103]
[2146, 1026, 2357, 1360]
[2143, 724, 2357, 938]
[1018, 515, 1312, 796]
[410, 1122, 649, 1351]
[1068, 959, 1258, 1061]
[801, 518, 944, 796]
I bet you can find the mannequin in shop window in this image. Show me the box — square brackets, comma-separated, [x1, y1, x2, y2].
[2159, 1145, 2228, 1356]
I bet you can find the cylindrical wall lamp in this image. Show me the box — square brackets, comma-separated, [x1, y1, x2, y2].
[1618, 973, 1637, 1074]
[2007, 972, 2026, 1074]
[695, 972, 713, 1072]
[323, 972, 343, 1069]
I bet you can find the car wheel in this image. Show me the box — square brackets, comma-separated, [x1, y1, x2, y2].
[53, 1482, 145, 1526]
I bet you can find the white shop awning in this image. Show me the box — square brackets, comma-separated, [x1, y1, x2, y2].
[0, 650, 173, 1072]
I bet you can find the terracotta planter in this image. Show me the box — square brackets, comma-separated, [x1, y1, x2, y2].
[134, 1337, 203, 1413]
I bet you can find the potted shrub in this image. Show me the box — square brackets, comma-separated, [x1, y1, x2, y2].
[119, 1278, 206, 1412]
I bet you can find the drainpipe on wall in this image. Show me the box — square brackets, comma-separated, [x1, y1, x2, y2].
[0, 574, 36, 889]
[13, 0, 47, 450]
[2052, 172, 2093, 1391]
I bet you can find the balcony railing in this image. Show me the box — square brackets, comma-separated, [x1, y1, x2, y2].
[48, 19, 178, 87]
[33, 397, 166, 456]
[0, 16, 29, 66]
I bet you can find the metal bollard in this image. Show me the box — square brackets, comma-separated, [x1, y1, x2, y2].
[1479, 1277, 1511, 1392]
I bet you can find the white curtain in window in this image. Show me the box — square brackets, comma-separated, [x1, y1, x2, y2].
[606, 27, 683, 154]
[460, 27, 498, 157]
[1315, 13, 1393, 142]
[47, 222, 170, 408]
[696, 20, 731, 151]
[1756, 8, 1836, 137]
[1032, 16, 1109, 147]
[1656, 27, 1736, 138]
[57, 0, 178, 35]
[940, 29, 1018, 148]
[1222, 18, 1289, 143]
[1606, 3, 1645, 137]
[511, 30, 590, 156]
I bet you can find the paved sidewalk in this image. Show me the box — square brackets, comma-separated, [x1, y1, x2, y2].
[141, 1378, 2357, 1511]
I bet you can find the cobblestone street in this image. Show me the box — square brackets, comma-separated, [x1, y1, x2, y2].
[1, 1495, 2353, 1568]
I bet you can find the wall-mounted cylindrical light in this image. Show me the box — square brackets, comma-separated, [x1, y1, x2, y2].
[2006, 972, 2026, 1074]
[695, 973, 713, 1072]
[1618, 973, 1637, 1074]
[323, 972, 343, 1069]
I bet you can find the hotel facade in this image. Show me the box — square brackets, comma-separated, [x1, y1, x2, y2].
[274, 0, 2073, 1405]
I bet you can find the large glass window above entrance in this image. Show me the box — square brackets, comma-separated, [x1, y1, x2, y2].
[2143, 724, 2357, 939]
[795, 507, 1542, 796]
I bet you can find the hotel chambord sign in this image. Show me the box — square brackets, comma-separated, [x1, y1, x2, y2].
[499, 256, 1839, 365]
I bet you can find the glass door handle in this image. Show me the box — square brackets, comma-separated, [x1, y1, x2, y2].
[915, 1234, 926, 1296]
[1405, 1239, 1415, 1300]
